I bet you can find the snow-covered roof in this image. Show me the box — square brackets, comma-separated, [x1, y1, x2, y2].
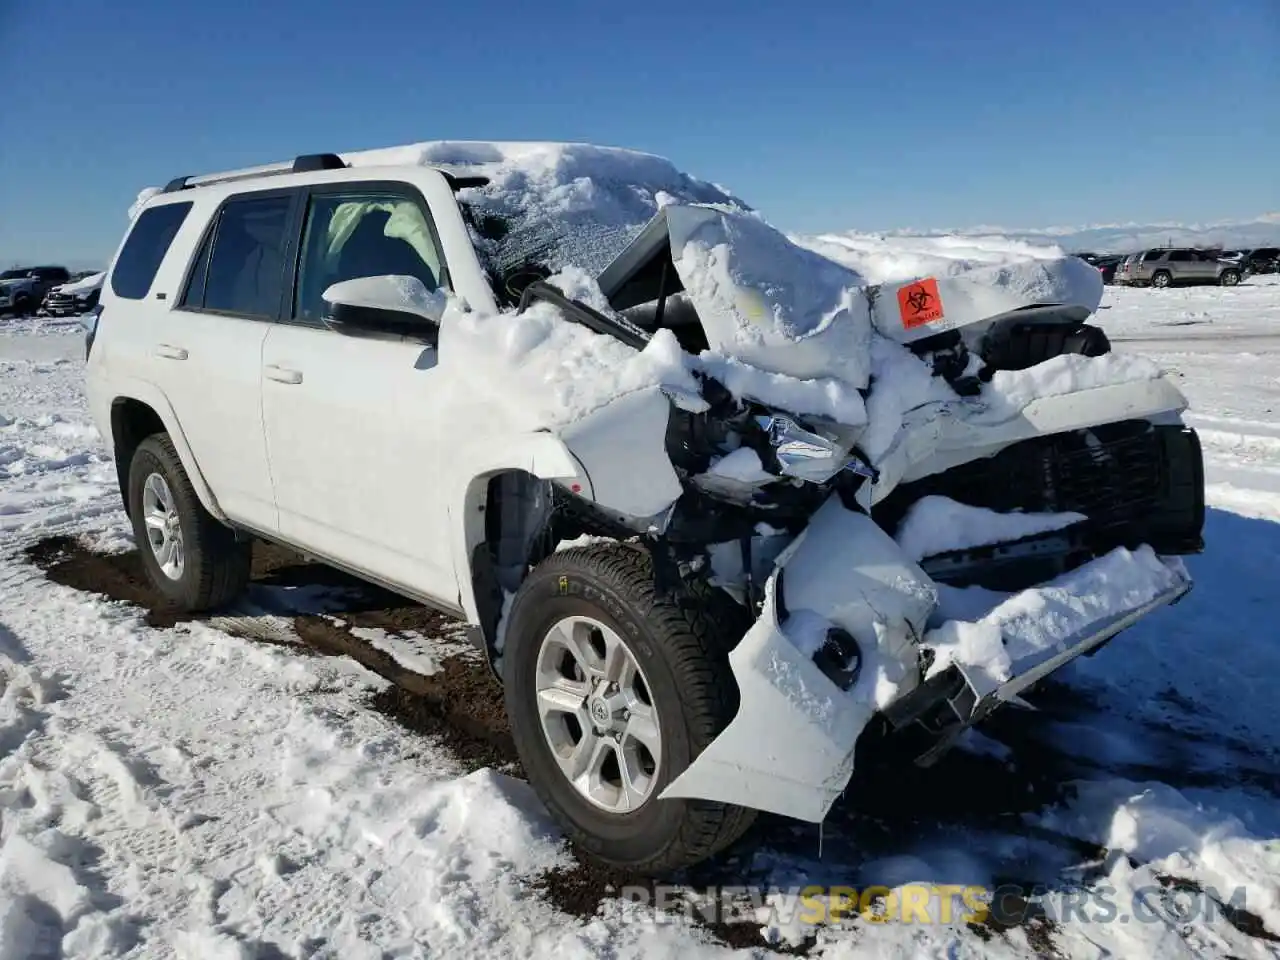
[340, 140, 751, 280]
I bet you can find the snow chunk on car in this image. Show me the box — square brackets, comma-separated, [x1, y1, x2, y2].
[438, 272, 703, 432]
[894, 495, 1086, 562]
[925, 545, 1190, 695]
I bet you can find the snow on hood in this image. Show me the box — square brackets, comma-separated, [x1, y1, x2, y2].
[665, 205, 873, 387]
[342, 141, 751, 278]
[666, 205, 1103, 361]
[794, 230, 1073, 285]
[53, 272, 105, 296]
[437, 267, 703, 432]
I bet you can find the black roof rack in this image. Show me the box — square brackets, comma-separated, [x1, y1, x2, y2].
[292, 153, 347, 173]
[442, 173, 491, 191]
[161, 153, 349, 193]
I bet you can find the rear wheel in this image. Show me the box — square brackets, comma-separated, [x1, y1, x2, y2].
[1220, 270, 1240, 287]
[502, 544, 755, 873]
[127, 434, 251, 612]
[1151, 270, 1172, 289]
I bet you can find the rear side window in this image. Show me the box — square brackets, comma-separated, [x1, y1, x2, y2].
[110, 202, 192, 300]
[1143, 250, 1166, 262]
[1167, 250, 1192, 262]
[182, 194, 292, 318]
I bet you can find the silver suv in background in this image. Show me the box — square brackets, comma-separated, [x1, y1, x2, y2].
[1114, 248, 1242, 288]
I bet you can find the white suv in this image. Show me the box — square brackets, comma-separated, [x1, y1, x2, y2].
[86, 143, 1205, 874]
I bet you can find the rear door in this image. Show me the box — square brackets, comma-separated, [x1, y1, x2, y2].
[1165, 249, 1194, 281]
[153, 188, 301, 532]
[260, 181, 457, 602]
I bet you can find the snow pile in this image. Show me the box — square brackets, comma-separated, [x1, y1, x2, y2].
[894, 495, 1086, 561]
[666, 205, 873, 386]
[1039, 779, 1280, 937]
[439, 277, 702, 431]
[343, 140, 749, 277]
[795, 230, 1070, 285]
[980, 352, 1167, 419]
[925, 545, 1188, 694]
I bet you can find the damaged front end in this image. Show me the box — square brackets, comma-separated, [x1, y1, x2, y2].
[523, 202, 1205, 825]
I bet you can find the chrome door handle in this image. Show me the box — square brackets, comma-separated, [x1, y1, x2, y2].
[155, 343, 188, 360]
[264, 364, 303, 385]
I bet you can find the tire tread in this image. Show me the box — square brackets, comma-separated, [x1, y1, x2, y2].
[516, 543, 756, 872]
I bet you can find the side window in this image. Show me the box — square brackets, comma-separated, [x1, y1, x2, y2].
[1143, 250, 1166, 262]
[181, 194, 292, 318]
[292, 190, 445, 324]
[1167, 250, 1192, 262]
[111, 202, 193, 300]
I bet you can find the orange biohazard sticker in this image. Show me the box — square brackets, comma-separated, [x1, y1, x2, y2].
[897, 277, 944, 329]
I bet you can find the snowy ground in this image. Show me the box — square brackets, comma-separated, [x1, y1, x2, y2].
[2, 279, 1279, 958]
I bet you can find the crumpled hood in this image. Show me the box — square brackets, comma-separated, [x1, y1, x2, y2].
[0, 279, 29, 291]
[662, 204, 1104, 386]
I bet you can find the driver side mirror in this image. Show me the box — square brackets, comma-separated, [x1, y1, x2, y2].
[321, 275, 447, 343]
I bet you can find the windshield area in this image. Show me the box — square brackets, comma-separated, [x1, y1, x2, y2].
[0, 269, 32, 281]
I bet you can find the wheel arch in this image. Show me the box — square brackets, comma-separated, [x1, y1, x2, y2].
[107, 384, 226, 522]
[447, 436, 596, 670]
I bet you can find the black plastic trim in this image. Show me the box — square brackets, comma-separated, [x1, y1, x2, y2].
[517, 281, 650, 351]
[292, 153, 346, 173]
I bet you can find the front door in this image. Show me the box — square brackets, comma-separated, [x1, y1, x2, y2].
[260, 185, 457, 603]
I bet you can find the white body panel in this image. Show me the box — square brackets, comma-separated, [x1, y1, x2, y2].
[152, 314, 277, 530]
[260, 323, 457, 601]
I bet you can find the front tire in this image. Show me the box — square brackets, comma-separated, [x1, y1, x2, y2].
[1220, 270, 1240, 287]
[127, 434, 251, 612]
[502, 545, 755, 873]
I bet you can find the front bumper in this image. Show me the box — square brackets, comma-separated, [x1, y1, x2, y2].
[660, 497, 1193, 824]
[884, 552, 1191, 764]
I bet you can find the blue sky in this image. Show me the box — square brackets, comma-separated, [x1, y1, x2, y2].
[1, 0, 1277, 267]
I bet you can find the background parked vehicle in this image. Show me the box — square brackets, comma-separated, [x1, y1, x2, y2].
[43, 271, 105, 317]
[0, 265, 71, 316]
[1113, 248, 1242, 288]
[1229, 247, 1280, 276]
[1076, 252, 1126, 284]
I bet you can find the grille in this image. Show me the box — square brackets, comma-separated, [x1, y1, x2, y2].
[879, 420, 1190, 539]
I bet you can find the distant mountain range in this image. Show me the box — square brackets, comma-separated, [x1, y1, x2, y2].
[867, 214, 1280, 255]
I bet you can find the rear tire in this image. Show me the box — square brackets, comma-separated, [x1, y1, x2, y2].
[1151, 271, 1172, 289]
[127, 434, 251, 612]
[502, 544, 756, 873]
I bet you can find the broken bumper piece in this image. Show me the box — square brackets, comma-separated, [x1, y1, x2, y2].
[660, 496, 937, 822]
[661, 499, 1193, 823]
[884, 547, 1193, 765]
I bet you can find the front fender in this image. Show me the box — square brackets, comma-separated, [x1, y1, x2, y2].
[447, 434, 594, 626]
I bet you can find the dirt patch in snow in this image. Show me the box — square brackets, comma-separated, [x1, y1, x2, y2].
[23, 535, 517, 769]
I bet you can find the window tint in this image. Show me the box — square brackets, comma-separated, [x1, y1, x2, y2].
[293, 191, 444, 323]
[183, 195, 292, 317]
[111, 202, 192, 300]
[1142, 250, 1166, 262]
[1167, 250, 1192, 262]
